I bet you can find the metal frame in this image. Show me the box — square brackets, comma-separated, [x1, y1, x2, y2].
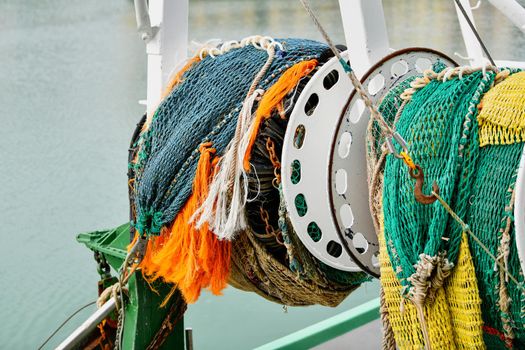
[454, 0, 525, 68]
[133, 0, 525, 113]
[134, 0, 189, 115]
[124, 1, 525, 347]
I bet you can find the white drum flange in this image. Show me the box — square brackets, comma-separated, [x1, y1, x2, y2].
[515, 144, 525, 275]
[282, 48, 457, 276]
[328, 48, 457, 276]
[282, 51, 361, 272]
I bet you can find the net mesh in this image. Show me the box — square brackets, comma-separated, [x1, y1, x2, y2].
[383, 71, 493, 291]
[468, 142, 525, 348]
[374, 67, 525, 348]
[478, 71, 525, 146]
[132, 38, 328, 235]
[127, 38, 367, 306]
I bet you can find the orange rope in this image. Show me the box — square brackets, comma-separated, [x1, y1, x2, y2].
[161, 55, 202, 100]
[243, 59, 318, 171]
[139, 142, 231, 303]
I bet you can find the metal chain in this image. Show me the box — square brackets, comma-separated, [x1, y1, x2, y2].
[94, 251, 112, 280]
[260, 207, 284, 245]
[266, 137, 281, 187]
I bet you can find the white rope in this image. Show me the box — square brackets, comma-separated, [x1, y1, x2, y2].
[400, 64, 508, 101]
[198, 35, 283, 60]
[193, 90, 264, 239]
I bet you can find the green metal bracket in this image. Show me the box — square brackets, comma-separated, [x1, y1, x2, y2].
[77, 223, 185, 350]
[254, 298, 380, 350]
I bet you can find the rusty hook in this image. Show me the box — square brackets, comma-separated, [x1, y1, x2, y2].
[409, 165, 439, 204]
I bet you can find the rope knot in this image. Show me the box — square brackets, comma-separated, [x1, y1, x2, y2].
[136, 209, 164, 235]
[407, 252, 454, 306]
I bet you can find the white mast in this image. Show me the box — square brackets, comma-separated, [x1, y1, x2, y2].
[134, 0, 189, 115]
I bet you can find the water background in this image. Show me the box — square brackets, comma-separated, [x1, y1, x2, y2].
[1, 0, 524, 349]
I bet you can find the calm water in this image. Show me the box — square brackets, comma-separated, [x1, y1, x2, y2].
[1, 0, 524, 349]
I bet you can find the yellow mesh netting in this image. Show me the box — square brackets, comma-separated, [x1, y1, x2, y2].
[379, 210, 485, 349]
[478, 71, 525, 146]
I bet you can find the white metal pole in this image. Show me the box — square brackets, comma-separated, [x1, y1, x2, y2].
[454, 0, 486, 66]
[514, 145, 525, 276]
[56, 299, 116, 350]
[337, 0, 390, 77]
[145, 0, 189, 115]
[487, 0, 525, 34]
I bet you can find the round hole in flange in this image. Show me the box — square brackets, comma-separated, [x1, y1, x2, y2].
[327, 240, 343, 258]
[391, 59, 409, 78]
[338, 131, 352, 159]
[291, 160, 301, 184]
[371, 253, 379, 267]
[293, 124, 306, 149]
[323, 69, 339, 90]
[335, 169, 348, 195]
[295, 193, 308, 217]
[415, 57, 432, 73]
[353, 232, 368, 254]
[307, 222, 322, 242]
[348, 99, 365, 124]
[304, 93, 319, 116]
[340, 204, 354, 228]
[368, 73, 385, 96]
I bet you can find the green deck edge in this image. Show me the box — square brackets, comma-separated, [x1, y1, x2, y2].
[77, 223, 185, 350]
[254, 298, 380, 350]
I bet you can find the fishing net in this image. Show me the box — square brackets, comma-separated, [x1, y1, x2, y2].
[478, 71, 525, 146]
[468, 143, 525, 348]
[383, 71, 493, 294]
[127, 37, 367, 306]
[132, 38, 328, 235]
[370, 67, 525, 348]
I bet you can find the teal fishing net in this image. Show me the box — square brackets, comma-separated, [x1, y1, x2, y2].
[379, 68, 525, 347]
[383, 71, 494, 291]
[131, 38, 328, 235]
[468, 142, 525, 348]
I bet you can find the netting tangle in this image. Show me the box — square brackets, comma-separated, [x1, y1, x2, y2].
[370, 65, 524, 349]
[127, 37, 368, 305]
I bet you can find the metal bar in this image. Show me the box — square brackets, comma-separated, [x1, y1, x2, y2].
[454, 0, 486, 66]
[56, 299, 116, 350]
[254, 298, 380, 350]
[454, 0, 495, 66]
[495, 59, 525, 69]
[145, 0, 189, 115]
[134, 0, 154, 41]
[487, 0, 525, 34]
[514, 145, 525, 275]
[185, 328, 194, 350]
[337, 0, 390, 77]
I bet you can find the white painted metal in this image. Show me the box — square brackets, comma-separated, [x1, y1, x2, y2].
[454, 0, 486, 66]
[515, 145, 525, 275]
[56, 299, 116, 350]
[282, 52, 361, 272]
[134, 0, 158, 41]
[330, 48, 457, 276]
[487, 0, 525, 34]
[495, 60, 525, 69]
[337, 0, 390, 77]
[144, 0, 189, 115]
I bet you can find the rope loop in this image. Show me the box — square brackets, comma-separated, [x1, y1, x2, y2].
[198, 35, 284, 61]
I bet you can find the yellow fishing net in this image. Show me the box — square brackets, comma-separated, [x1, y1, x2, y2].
[478, 71, 525, 146]
[379, 210, 485, 349]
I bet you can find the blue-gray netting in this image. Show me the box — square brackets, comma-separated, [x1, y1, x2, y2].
[132, 38, 328, 235]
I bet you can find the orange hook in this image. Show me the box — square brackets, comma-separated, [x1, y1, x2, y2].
[409, 165, 439, 205]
